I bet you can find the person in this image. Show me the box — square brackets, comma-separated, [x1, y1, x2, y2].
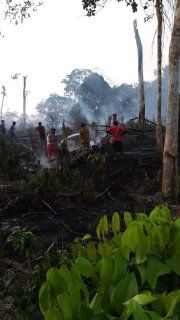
[0, 120, 6, 139]
[9, 121, 16, 143]
[79, 123, 90, 154]
[36, 122, 46, 142]
[46, 128, 60, 158]
[107, 120, 125, 155]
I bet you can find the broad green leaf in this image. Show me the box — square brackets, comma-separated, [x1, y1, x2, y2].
[110, 273, 138, 314]
[82, 234, 92, 241]
[75, 256, 94, 277]
[166, 254, 180, 275]
[112, 212, 120, 236]
[149, 205, 172, 223]
[163, 290, 180, 318]
[90, 293, 103, 315]
[147, 256, 171, 289]
[100, 257, 114, 289]
[57, 293, 72, 320]
[135, 223, 147, 264]
[132, 293, 158, 305]
[39, 281, 51, 315]
[59, 266, 73, 293]
[136, 213, 148, 220]
[98, 241, 114, 257]
[112, 249, 127, 284]
[69, 286, 81, 318]
[87, 241, 97, 262]
[131, 301, 150, 320]
[137, 264, 146, 285]
[120, 301, 133, 320]
[124, 212, 133, 226]
[112, 233, 122, 248]
[96, 216, 108, 239]
[45, 307, 64, 320]
[46, 267, 67, 295]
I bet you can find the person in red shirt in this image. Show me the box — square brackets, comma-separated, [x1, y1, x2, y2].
[107, 120, 126, 154]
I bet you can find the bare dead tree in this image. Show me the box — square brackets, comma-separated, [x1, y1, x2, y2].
[1, 86, 6, 119]
[133, 19, 146, 125]
[23, 76, 27, 127]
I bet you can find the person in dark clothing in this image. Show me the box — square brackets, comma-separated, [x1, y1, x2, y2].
[0, 120, 6, 139]
[79, 123, 90, 155]
[36, 122, 46, 142]
[9, 121, 16, 143]
[107, 120, 126, 154]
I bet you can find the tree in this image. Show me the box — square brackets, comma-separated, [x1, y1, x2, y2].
[133, 19, 146, 125]
[155, 0, 163, 152]
[1, 86, 6, 119]
[162, 0, 180, 198]
[23, 75, 27, 127]
[3, 0, 43, 25]
[36, 94, 74, 129]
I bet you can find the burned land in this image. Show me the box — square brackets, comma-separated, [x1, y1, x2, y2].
[0, 124, 178, 247]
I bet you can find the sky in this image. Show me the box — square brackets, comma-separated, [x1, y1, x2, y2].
[0, 0, 171, 116]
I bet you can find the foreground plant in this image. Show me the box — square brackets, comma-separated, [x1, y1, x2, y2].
[39, 205, 180, 319]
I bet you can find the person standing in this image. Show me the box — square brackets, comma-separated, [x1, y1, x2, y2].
[8, 121, 16, 144]
[0, 120, 6, 139]
[107, 120, 126, 155]
[79, 123, 90, 155]
[36, 122, 46, 143]
[46, 128, 60, 158]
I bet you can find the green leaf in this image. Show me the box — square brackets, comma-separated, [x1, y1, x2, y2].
[112, 249, 127, 284]
[46, 267, 66, 295]
[82, 234, 92, 241]
[110, 273, 138, 314]
[75, 256, 94, 277]
[124, 212, 133, 226]
[90, 293, 103, 315]
[100, 257, 114, 289]
[112, 212, 120, 236]
[45, 308, 64, 320]
[147, 256, 171, 289]
[149, 205, 172, 223]
[131, 301, 150, 320]
[137, 264, 146, 285]
[57, 293, 72, 320]
[59, 266, 73, 294]
[39, 281, 51, 315]
[132, 293, 158, 305]
[87, 241, 97, 262]
[96, 216, 108, 239]
[166, 254, 180, 275]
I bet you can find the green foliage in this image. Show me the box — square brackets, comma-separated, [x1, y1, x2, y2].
[7, 228, 41, 258]
[39, 205, 180, 319]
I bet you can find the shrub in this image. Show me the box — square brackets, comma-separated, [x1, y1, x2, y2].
[39, 205, 180, 320]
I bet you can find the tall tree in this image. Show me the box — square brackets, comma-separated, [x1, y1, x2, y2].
[133, 19, 146, 125]
[155, 0, 163, 152]
[1, 86, 6, 119]
[23, 75, 27, 127]
[162, 0, 180, 198]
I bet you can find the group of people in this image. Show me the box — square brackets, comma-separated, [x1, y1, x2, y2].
[0, 120, 16, 143]
[0, 119, 126, 158]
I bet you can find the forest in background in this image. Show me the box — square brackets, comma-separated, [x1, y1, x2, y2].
[2, 66, 168, 129]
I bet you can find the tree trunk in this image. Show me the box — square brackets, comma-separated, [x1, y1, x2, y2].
[1, 94, 5, 119]
[23, 76, 27, 127]
[133, 19, 146, 125]
[155, 0, 163, 153]
[162, 0, 180, 198]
